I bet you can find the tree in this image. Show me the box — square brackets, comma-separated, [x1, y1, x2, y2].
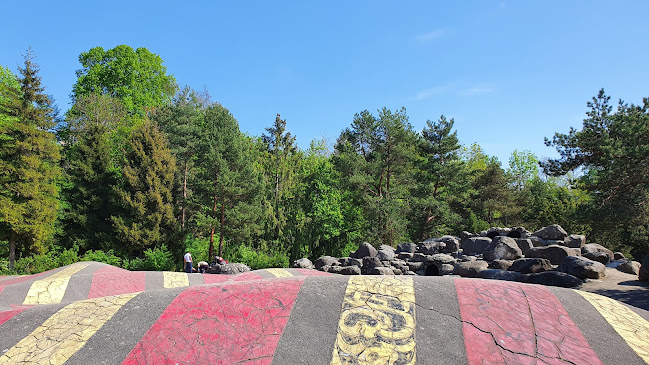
[71, 45, 177, 115]
[542, 89, 649, 255]
[507, 150, 540, 190]
[111, 120, 177, 256]
[0, 51, 60, 269]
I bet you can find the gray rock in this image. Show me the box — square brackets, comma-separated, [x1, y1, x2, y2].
[292, 258, 314, 269]
[515, 239, 534, 255]
[407, 261, 425, 272]
[426, 253, 456, 266]
[338, 257, 362, 267]
[411, 253, 428, 262]
[539, 239, 565, 247]
[532, 224, 568, 241]
[396, 242, 417, 254]
[439, 264, 455, 275]
[526, 245, 576, 265]
[478, 269, 527, 282]
[392, 268, 403, 275]
[206, 263, 251, 274]
[439, 236, 460, 253]
[362, 257, 383, 268]
[525, 271, 583, 288]
[488, 259, 513, 270]
[314, 256, 338, 270]
[559, 256, 606, 279]
[582, 243, 614, 260]
[340, 266, 361, 275]
[617, 260, 641, 275]
[417, 241, 446, 255]
[327, 266, 344, 274]
[565, 234, 586, 248]
[583, 251, 610, 264]
[398, 252, 414, 260]
[483, 236, 523, 261]
[452, 260, 489, 278]
[459, 255, 477, 262]
[460, 231, 476, 241]
[509, 258, 552, 274]
[462, 237, 492, 255]
[640, 255, 649, 281]
[351, 242, 378, 259]
[377, 245, 396, 261]
[371, 267, 394, 275]
[613, 252, 626, 260]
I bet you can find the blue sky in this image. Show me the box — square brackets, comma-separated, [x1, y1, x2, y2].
[1, 0, 647, 165]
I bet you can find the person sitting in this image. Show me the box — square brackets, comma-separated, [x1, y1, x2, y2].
[197, 261, 209, 273]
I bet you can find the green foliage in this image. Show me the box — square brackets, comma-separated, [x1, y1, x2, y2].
[224, 245, 289, 270]
[184, 237, 210, 264]
[141, 244, 175, 271]
[72, 45, 177, 115]
[507, 150, 540, 190]
[81, 250, 122, 267]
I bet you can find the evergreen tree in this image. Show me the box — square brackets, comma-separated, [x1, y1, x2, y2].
[111, 119, 177, 256]
[0, 51, 60, 269]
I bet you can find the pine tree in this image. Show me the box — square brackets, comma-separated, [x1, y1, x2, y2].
[0, 51, 60, 269]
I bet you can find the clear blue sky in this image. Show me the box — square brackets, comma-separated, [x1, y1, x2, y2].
[1, 1, 647, 165]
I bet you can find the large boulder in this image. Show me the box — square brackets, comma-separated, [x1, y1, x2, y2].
[526, 245, 576, 265]
[438, 236, 460, 253]
[376, 245, 396, 261]
[640, 255, 649, 281]
[292, 258, 314, 269]
[488, 260, 513, 270]
[461, 237, 492, 255]
[582, 243, 613, 261]
[515, 238, 534, 256]
[417, 241, 446, 255]
[483, 236, 523, 261]
[525, 271, 583, 288]
[559, 256, 606, 279]
[407, 261, 425, 272]
[613, 252, 626, 260]
[532, 224, 568, 241]
[508, 258, 552, 274]
[314, 256, 339, 270]
[452, 260, 489, 278]
[206, 263, 251, 275]
[351, 242, 378, 259]
[338, 257, 362, 267]
[583, 251, 610, 265]
[478, 269, 526, 282]
[426, 253, 456, 266]
[340, 266, 361, 275]
[616, 260, 641, 276]
[371, 267, 394, 275]
[565, 234, 586, 248]
[396, 242, 417, 254]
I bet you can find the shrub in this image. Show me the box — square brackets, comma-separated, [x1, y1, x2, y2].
[226, 245, 289, 270]
[142, 244, 175, 271]
[57, 247, 80, 267]
[184, 238, 210, 264]
[14, 253, 57, 274]
[81, 250, 122, 267]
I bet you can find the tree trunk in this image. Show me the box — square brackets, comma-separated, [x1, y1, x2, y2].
[8, 231, 16, 271]
[219, 195, 226, 258]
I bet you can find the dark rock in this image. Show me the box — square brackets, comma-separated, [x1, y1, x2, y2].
[509, 258, 552, 274]
[515, 239, 534, 256]
[461, 237, 492, 255]
[392, 268, 403, 275]
[613, 252, 626, 260]
[411, 253, 428, 262]
[438, 236, 460, 253]
[582, 244, 614, 260]
[583, 252, 610, 265]
[452, 260, 489, 278]
[565, 234, 586, 248]
[616, 260, 641, 275]
[407, 261, 425, 272]
[526, 245, 576, 265]
[371, 267, 394, 275]
[340, 266, 361, 275]
[478, 269, 527, 282]
[205, 263, 250, 275]
[559, 256, 606, 279]
[398, 252, 414, 260]
[539, 239, 565, 247]
[338, 257, 362, 267]
[327, 266, 344, 274]
[314, 256, 338, 270]
[417, 241, 446, 255]
[424, 264, 440, 276]
[459, 255, 477, 262]
[532, 224, 568, 241]
[377, 245, 396, 261]
[426, 253, 456, 266]
[292, 258, 314, 269]
[460, 231, 476, 241]
[639, 255, 649, 281]
[351, 242, 378, 259]
[488, 259, 513, 270]
[396, 242, 417, 254]
[525, 271, 583, 288]
[362, 257, 382, 268]
[483, 236, 523, 261]
[439, 264, 455, 275]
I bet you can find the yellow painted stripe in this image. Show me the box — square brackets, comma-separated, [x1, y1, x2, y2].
[23, 263, 90, 305]
[331, 276, 416, 365]
[576, 290, 649, 363]
[163, 271, 189, 288]
[266, 268, 294, 278]
[0, 292, 138, 364]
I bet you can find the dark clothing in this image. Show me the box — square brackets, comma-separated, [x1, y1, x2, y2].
[185, 262, 193, 273]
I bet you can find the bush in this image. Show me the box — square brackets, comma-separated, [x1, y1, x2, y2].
[57, 247, 80, 267]
[0, 258, 9, 275]
[124, 257, 145, 271]
[14, 253, 57, 274]
[225, 245, 289, 270]
[184, 238, 210, 264]
[142, 244, 175, 271]
[81, 250, 122, 267]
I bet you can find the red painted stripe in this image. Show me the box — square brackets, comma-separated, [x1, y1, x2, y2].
[88, 267, 146, 299]
[231, 271, 264, 282]
[0, 271, 49, 290]
[201, 273, 236, 284]
[122, 277, 305, 364]
[0, 308, 28, 327]
[294, 268, 332, 276]
[455, 279, 602, 365]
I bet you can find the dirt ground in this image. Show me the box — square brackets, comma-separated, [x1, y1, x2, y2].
[579, 265, 649, 311]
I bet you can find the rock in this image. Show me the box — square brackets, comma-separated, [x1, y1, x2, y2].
[392, 268, 403, 275]
[483, 236, 523, 261]
[539, 239, 565, 247]
[581, 244, 614, 260]
[488, 259, 513, 270]
[398, 252, 414, 260]
[486, 227, 509, 239]
[452, 260, 489, 278]
[206, 263, 251, 275]
[565, 234, 586, 248]
[526, 245, 576, 265]
[478, 269, 527, 282]
[515, 239, 534, 256]
[438, 236, 460, 253]
[508, 258, 552, 274]
[351, 242, 378, 259]
[583, 251, 610, 265]
[616, 260, 641, 275]
[371, 267, 394, 275]
[407, 261, 425, 272]
[417, 241, 446, 255]
[340, 266, 361, 275]
[314, 256, 339, 270]
[292, 258, 314, 269]
[525, 271, 583, 288]
[411, 253, 428, 262]
[426, 253, 456, 266]
[396, 242, 417, 254]
[640, 255, 649, 281]
[460, 231, 476, 241]
[439, 264, 455, 275]
[459, 255, 477, 262]
[461, 237, 492, 255]
[559, 256, 606, 279]
[362, 256, 383, 268]
[377, 245, 396, 261]
[338, 257, 362, 267]
[532, 224, 568, 241]
[613, 252, 626, 260]
[327, 266, 344, 274]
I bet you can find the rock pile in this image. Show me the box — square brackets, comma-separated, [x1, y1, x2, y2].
[297, 224, 643, 288]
